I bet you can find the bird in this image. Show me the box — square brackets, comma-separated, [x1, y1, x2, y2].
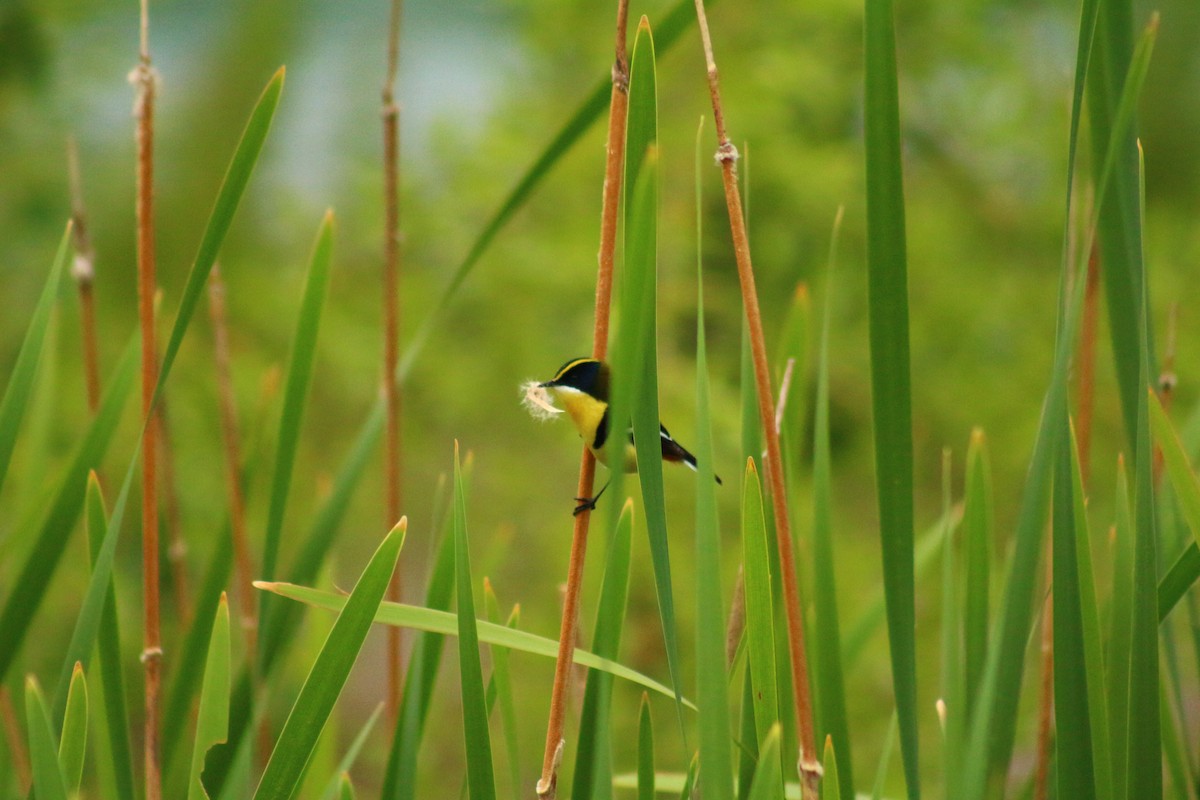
[536, 357, 721, 515]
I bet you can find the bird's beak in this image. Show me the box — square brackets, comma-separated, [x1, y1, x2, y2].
[538, 380, 553, 388]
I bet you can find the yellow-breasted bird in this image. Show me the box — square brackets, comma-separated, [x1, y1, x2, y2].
[536, 357, 721, 514]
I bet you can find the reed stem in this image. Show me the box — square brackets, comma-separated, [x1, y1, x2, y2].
[692, 1, 820, 795]
[536, 0, 628, 795]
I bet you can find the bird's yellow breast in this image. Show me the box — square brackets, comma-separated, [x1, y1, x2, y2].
[550, 387, 636, 471]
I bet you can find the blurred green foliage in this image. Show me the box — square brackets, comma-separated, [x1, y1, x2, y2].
[1, 0, 1198, 794]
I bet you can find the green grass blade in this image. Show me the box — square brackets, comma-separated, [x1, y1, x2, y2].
[741, 461, 780, 756]
[615, 19, 687, 739]
[381, 519, 456, 800]
[81, 472, 137, 800]
[1157, 544, 1199, 621]
[863, 0, 918, 790]
[163, 522, 233, 779]
[253, 520, 407, 800]
[155, 68, 284, 398]
[736, 669, 758, 800]
[637, 694, 654, 800]
[812, 262, 853, 800]
[483, 582, 520, 797]
[452, 444, 497, 800]
[821, 735, 841, 800]
[962, 430, 992, 722]
[0, 221, 70, 494]
[256, 581, 691, 706]
[0, 335, 137, 685]
[338, 774, 355, 800]
[1051, 419, 1096, 799]
[746, 725, 783, 800]
[189, 593, 231, 800]
[58, 662, 87, 794]
[25, 676, 68, 800]
[571, 500, 635, 800]
[258, 212, 336, 640]
[316, 704, 383, 800]
[870, 711, 899, 800]
[1107, 457, 1134, 798]
[1067, 424, 1113, 800]
[695, 240, 734, 800]
[939, 450, 963, 800]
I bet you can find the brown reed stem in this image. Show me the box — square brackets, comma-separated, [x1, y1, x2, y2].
[131, 1, 161, 794]
[0, 687, 30, 794]
[209, 266, 257, 652]
[67, 137, 102, 411]
[382, 0, 405, 722]
[692, 1, 820, 794]
[536, 0, 628, 795]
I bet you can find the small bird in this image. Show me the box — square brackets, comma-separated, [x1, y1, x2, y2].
[535, 357, 721, 514]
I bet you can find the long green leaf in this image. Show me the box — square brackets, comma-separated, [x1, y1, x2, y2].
[638, 695, 655, 800]
[253, 520, 407, 800]
[483, 583, 520, 797]
[962, 429, 992, 723]
[571, 500, 635, 800]
[1157, 544, 1200, 621]
[0, 221, 70, 494]
[189, 594, 231, 800]
[820, 735, 840, 800]
[317, 704, 383, 800]
[256, 581, 691, 706]
[746, 726, 783, 800]
[695, 233, 734, 800]
[812, 252, 853, 800]
[1149, 390, 1200, 551]
[863, 0, 918, 791]
[58, 662, 87, 794]
[25, 676, 68, 800]
[452, 444, 496, 800]
[258, 211, 336, 645]
[0, 335, 137, 684]
[741, 461, 780, 758]
[1107, 456, 1135, 798]
[81, 471, 136, 800]
[939, 449, 964, 800]
[1051, 419, 1096, 799]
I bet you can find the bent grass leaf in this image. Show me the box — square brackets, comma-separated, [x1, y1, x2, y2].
[189, 594, 231, 800]
[25, 676, 68, 800]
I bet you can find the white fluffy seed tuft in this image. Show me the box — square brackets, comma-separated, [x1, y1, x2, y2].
[521, 380, 563, 421]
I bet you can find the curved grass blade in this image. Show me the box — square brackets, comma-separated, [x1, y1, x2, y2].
[253, 519, 407, 800]
[256, 581, 690, 706]
[863, 0, 918, 789]
[58, 662, 87, 795]
[0, 335, 137, 685]
[451, 442, 497, 800]
[637, 694, 654, 800]
[317, 703, 382, 800]
[258, 211, 336, 643]
[695, 236, 734, 800]
[1157, 544, 1199, 621]
[571, 499, 635, 800]
[1107, 456, 1134, 798]
[0, 221, 70, 494]
[189, 594, 231, 800]
[24, 676, 68, 800]
[812, 254, 853, 800]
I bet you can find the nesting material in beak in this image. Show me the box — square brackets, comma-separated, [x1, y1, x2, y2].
[521, 380, 563, 421]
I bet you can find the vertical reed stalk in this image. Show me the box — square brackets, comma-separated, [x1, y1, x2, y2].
[536, 1, 628, 795]
[691, 1, 820, 795]
[209, 266, 257, 650]
[67, 137, 102, 412]
[381, 0, 405, 722]
[131, 1, 162, 795]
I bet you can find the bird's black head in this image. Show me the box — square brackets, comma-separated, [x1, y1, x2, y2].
[541, 358, 609, 400]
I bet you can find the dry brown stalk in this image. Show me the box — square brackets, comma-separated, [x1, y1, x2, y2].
[131, 0, 162, 794]
[209, 266, 257, 650]
[67, 137, 102, 411]
[0, 687, 30, 794]
[536, 0, 629, 795]
[691, 1, 820, 794]
[382, 0, 405, 722]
